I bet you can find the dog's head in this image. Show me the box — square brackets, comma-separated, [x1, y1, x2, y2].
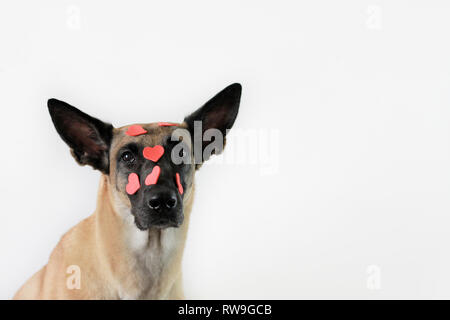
[48, 84, 241, 230]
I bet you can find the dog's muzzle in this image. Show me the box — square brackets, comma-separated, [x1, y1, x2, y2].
[133, 185, 184, 230]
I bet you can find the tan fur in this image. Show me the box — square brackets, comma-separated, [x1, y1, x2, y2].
[14, 123, 195, 300]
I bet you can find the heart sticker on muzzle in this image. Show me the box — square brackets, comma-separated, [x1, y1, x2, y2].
[125, 125, 147, 136]
[143, 145, 164, 162]
[126, 173, 140, 195]
[175, 173, 183, 195]
[145, 166, 161, 185]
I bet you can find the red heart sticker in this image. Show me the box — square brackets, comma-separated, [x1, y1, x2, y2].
[175, 173, 183, 195]
[145, 166, 161, 185]
[158, 122, 178, 127]
[143, 145, 164, 162]
[125, 125, 147, 136]
[126, 173, 140, 195]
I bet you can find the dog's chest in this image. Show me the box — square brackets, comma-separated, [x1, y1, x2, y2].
[118, 226, 180, 299]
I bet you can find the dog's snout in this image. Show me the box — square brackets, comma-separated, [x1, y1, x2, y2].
[147, 188, 178, 212]
[131, 175, 184, 230]
[141, 186, 183, 229]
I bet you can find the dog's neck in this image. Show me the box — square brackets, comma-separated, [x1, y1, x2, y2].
[92, 175, 194, 299]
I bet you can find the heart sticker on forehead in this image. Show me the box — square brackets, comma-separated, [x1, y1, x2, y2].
[126, 173, 140, 195]
[158, 122, 178, 127]
[125, 125, 147, 136]
[145, 166, 161, 185]
[143, 145, 164, 162]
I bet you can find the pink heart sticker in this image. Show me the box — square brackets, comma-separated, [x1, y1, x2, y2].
[175, 173, 183, 195]
[125, 125, 147, 136]
[145, 166, 161, 185]
[143, 145, 164, 162]
[126, 173, 140, 195]
[158, 122, 178, 127]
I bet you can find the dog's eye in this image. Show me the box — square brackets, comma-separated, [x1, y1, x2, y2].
[121, 151, 135, 163]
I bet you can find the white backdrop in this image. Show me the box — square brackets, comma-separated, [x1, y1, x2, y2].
[1, 0, 450, 299]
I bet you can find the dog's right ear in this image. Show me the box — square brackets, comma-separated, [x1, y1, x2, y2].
[183, 83, 242, 167]
[47, 99, 113, 173]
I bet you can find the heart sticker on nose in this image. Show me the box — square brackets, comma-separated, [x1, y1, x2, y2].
[143, 145, 164, 162]
[126, 173, 140, 195]
[125, 125, 147, 136]
[175, 173, 183, 195]
[145, 166, 161, 185]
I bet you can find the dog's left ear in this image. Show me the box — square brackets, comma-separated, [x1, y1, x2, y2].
[47, 99, 113, 173]
[184, 83, 242, 165]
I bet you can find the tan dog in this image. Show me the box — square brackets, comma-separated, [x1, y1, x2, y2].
[14, 83, 242, 299]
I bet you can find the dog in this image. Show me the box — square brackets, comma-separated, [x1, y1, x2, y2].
[13, 83, 242, 299]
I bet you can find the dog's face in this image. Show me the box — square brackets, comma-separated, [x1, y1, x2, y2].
[108, 123, 194, 230]
[47, 84, 241, 230]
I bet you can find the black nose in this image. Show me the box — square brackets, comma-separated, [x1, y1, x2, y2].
[147, 189, 178, 211]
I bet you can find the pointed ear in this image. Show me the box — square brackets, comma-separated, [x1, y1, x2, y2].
[183, 83, 242, 165]
[47, 99, 113, 173]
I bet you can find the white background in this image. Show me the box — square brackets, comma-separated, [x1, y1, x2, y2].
[1, 0, 450, 299]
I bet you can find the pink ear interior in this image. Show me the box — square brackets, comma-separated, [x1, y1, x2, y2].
[126, 173, 140, 195]
[175, 173, 183, 195]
